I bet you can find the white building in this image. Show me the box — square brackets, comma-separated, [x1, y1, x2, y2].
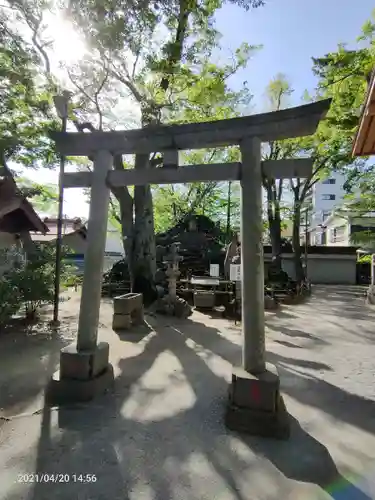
[314, 211, 375, 248]
[306, 172, 347, 245]
[310, 172, 347, 225]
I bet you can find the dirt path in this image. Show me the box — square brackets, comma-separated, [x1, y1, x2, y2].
[0, 286, 375, 500]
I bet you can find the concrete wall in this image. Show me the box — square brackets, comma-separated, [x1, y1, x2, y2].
[309, 256, 356, 284]
[264, 253, 357, 285]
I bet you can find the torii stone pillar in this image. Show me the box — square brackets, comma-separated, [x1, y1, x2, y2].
[225, 137, 290, 439]
[47, 150, 115, 404]
[77, 150, 113, 351]
[240, 137, 265, 373]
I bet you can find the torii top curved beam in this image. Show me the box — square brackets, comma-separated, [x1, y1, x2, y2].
[51, 99, 332, 157]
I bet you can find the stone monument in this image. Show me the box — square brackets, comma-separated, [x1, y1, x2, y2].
[156, 242, 192, 318]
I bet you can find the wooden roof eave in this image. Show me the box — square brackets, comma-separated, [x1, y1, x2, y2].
[352, 69, 375, 157]
[20, 198, 49, 234]
[0, 177, 49, 234]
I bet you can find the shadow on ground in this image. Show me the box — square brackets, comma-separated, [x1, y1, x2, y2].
[0, 318, 73, 418]
[306, 286, 375, 323]
[4, 306, 373, 500]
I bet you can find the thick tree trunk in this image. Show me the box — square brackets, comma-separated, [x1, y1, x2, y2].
[267, 185, 283, 271]
[116, 192, 134, 282]
[131, 153, 157, 306]
[269, 215, 282, 269]
[112, 155, 135, 284]
[292, 204, 304, 282]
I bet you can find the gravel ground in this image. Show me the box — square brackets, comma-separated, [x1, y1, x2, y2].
[0, 285, 375, 500]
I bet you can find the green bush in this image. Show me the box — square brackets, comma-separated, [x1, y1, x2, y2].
[0, 274, 21, 326]
[1, 243, 75, 322]
[358, 254, 372, 264]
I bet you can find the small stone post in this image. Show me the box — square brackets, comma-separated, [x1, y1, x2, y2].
[165, 242, 181, 300]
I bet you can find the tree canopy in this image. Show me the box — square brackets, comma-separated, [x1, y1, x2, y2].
[0, 13, 56, 171]
[2, 0, 375, 285]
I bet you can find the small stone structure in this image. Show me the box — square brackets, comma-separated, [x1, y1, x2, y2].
[193, 290, 216, 309]
[165, 242, 181, 300]
[155, 242, 192, 318]
[112, 292, 144, 330]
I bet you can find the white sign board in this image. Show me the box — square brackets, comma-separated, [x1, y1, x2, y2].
[210, 264, 220, 277]
[230, 264, 241, 282]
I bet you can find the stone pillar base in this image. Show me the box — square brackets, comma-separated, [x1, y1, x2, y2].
[46, 342, 114, 405]
[225, 364, 290, 440]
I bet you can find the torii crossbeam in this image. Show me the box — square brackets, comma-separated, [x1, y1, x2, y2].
[48, 98, 331, 438]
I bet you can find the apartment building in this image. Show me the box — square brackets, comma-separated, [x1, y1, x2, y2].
[306, 172, 347, 245]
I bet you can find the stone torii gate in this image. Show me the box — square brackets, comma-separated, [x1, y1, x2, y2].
[48, 99, 331, 438]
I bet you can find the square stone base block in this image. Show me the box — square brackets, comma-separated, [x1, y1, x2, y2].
[112, 308, 145, 331]
[225, 364, 290, 440]
[46, 364, 114, 406]
[60, 342, 110, 381]
[112, 313, 132, 330]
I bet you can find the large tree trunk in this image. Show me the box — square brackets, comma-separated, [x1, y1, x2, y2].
[266, 185, 283, 270]
[268, 214, 282, 268]
[292, 203, 304, 282]
[131, 153, 157, 306]
[112, 155, 134, 283]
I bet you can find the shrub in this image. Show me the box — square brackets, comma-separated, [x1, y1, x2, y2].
[0, 274, 21, 326]
[2, 243, 75, 322]
[358, 254, 372, 264]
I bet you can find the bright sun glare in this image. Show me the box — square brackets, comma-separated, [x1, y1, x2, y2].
[44, 12, 87, 67]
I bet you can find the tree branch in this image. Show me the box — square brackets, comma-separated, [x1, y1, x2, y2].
[68, 66, 109, 131]
[108, 63, 145, 104]
[132, 50, 141, 79]
[160, 0, 191, 92]
[9, 2, 53, 80]
[300, 158, 329, 200]
[109, 196, 121, 223]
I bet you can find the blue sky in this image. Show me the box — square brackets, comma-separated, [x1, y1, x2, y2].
[216, 0, 375, 110]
